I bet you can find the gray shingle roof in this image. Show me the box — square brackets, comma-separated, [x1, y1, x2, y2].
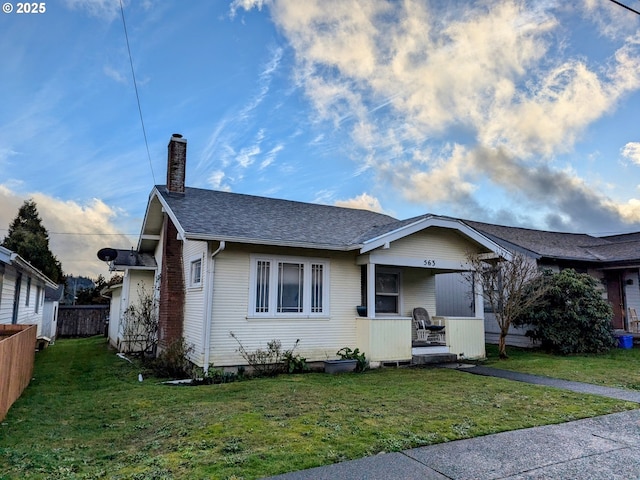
[157, 186, 399, 249]
[463, 220, 640, 263]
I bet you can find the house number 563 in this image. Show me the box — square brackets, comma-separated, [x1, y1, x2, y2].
[424, 259, 436, 267]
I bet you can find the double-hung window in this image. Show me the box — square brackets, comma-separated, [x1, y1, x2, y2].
[189, 258, 202, 288]
[251, 255, 328, 317]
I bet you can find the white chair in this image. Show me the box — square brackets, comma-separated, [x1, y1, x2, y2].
[629, 308, 639, 333]
[413, 307, 445, 344]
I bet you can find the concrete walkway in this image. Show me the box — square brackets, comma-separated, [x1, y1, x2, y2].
[263, 365, 640, 480]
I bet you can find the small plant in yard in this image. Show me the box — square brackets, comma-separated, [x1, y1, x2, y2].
[283, 350, 309, 373]
[336, 347, 368, 372]
[120, 282, 159, 357]
[230, 332, 306, 377]
[148, 338, 195, 378]
[190, 365, 239, 385]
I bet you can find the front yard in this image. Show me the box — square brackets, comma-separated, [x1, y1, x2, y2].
[0, 337, 637, 480]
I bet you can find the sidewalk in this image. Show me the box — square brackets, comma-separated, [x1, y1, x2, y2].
[263, 365, 640, 480]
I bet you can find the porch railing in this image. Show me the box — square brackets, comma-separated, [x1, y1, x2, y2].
[0, 324, 37, 421]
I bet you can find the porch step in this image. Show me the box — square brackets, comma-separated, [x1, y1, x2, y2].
[411, 353, 458, 365]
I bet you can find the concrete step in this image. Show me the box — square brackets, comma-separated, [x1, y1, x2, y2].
[411, 353, 458, 365]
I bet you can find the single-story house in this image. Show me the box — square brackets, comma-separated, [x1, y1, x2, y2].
[0, 245, 58, 337]
[436, 221, 640, 346]
[100, 135, 516, 369]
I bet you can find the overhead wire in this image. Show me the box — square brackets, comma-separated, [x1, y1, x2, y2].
[607, 0, 640, 15]
[119, 0, 156, 185]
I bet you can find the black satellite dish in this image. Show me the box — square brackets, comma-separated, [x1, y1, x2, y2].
[97, 248, 118, 262]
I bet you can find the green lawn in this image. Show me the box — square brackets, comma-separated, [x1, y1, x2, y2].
[484, 343, 640, 390]
[0, 337, 637, 480]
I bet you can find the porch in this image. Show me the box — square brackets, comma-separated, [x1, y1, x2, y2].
[355, 315, 486, 366]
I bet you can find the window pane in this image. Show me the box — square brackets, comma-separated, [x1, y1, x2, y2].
[311, 264, 323, 313]
[191, 260, 202, 285]
[375, 295, 398, 313]
[376, 272, 398, 294]
[255, 260, 270, 313]
[278, 262, 303, 313]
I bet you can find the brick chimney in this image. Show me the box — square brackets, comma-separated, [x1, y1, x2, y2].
[166, 133, 186, 194]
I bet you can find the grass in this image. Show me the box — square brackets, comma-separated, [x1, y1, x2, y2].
[0, 337, 637, 480]
[484, 343, 640, 390]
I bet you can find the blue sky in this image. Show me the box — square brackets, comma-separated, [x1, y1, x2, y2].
[1, 0, 640, 278]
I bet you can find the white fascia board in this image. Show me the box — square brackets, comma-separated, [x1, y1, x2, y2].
[11, 254, 57, 288]
[360, 215, 513, 260]
[137, 188, 187, 251]
[0, 245, 12, 264]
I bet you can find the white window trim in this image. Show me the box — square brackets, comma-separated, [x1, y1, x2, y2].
[188, 255, 203, 289]
[375, 267, 402, 316]
[248, 254, 330, 318]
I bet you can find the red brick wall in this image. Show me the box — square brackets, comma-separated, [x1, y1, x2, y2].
[158, 217, 184, 349]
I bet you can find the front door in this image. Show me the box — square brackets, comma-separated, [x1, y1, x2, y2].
[606, 272, 624, 329]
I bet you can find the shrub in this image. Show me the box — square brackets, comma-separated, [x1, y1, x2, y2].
[513, 269, 617, 355]
[148, 338, 195, 378]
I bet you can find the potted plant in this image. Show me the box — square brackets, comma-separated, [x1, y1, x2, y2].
[323, 347, 367, 374]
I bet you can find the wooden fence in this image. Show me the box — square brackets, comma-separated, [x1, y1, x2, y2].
[57, 305, 109, 338]
[0, 324, 37, 421]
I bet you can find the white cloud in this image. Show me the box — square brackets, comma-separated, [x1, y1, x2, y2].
[103, 65, 127, 84]
[265, 0, 640, 229]
[208, 170, 230, 191]
[622, 142, 640, 165]
[335, 193, 386, 214]
[0, 185, 134, 278]
[260, 144, 284, 170]
[64, 0, 122, 20]
[229, 0, 269, 19]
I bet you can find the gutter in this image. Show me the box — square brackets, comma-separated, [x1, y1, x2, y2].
[203, 240, 225, 373]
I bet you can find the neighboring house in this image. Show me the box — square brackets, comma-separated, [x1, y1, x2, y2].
[436, 221, 640, 346]
[0, 245, 58, 337]
[100, 135, 513, 369]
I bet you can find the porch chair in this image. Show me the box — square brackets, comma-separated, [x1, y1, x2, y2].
[629, 308, 640, 333]
[412, 307, 445, 344]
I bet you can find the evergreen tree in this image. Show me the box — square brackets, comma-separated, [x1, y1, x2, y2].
[2, 199, 64, 283]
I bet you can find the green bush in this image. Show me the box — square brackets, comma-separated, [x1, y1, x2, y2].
[513, 269, 617, 355]
[148, 338, 195, 378]
[336, 347, 368, 372]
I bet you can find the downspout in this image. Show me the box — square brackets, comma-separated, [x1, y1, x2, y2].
[203, 241, 225, 373]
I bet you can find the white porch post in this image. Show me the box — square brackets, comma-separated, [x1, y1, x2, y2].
[367, 262, 376, 318]
[473, 273, 484, 318]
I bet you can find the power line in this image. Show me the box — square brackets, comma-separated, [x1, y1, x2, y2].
[119, 0, 156, 185]
[607, 0, 640, 16]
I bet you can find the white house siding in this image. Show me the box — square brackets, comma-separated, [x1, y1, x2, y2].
[207, 247, 361, 367]
[0, 266, 12, 324]
[41, 299, 58, 340]
[402, 268, 436, 316]
[372, 227, 477, 265]
[116, 269, 155, 353]
[7, 272, 45, 335]
[107, 285, 122, 348]
[182, 239, 208, 366]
